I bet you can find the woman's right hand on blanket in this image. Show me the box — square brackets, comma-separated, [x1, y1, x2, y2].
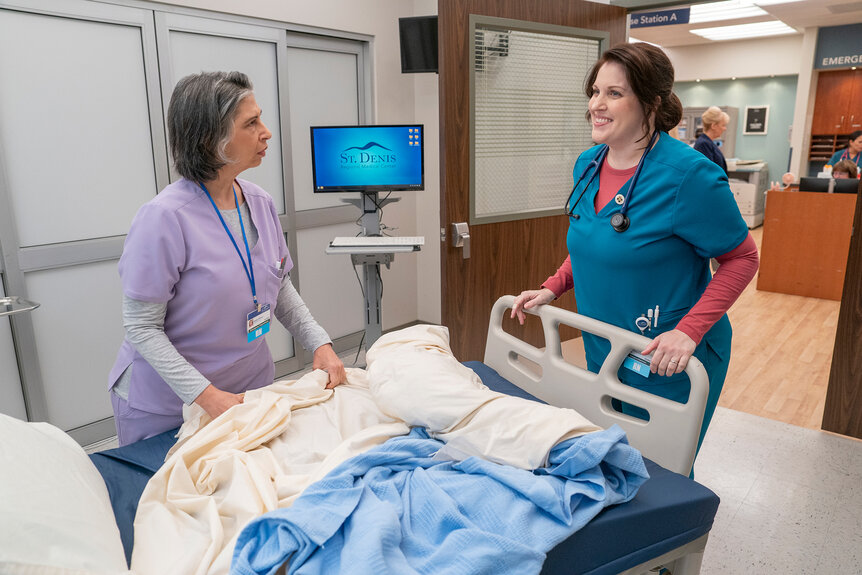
[511, 288, 556, 325]
[194, 384, 244, 419]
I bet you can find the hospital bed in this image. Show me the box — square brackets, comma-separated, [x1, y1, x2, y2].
[0, 295, 718, 575]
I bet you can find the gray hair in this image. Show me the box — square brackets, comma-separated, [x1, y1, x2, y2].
[167, 71, 254, 182]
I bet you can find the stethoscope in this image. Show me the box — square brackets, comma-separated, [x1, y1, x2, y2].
[565, 130, 660, 233]
[839, 148, 862, 166]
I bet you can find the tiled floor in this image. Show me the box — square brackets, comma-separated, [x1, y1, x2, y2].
[695, 407, 862, 574]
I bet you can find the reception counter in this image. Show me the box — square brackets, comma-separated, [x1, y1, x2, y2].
[757, 188, 858, 301]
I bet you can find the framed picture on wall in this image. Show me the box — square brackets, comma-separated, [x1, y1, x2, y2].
[744, 106, 769, 135]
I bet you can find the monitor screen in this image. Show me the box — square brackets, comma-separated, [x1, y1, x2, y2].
[834, 178, 860, 194]
[798, 177, 830, 193]
[310, 125, 424, 193]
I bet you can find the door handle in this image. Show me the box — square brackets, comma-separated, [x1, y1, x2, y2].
[451, 222, 470, 259]
[0, 296, 40, 318]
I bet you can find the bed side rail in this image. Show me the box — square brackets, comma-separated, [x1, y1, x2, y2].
[484, 295, 709, 476]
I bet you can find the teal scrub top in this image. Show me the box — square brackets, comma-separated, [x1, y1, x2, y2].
[828, 148, 861, 168]
[566, 132, 749, 390]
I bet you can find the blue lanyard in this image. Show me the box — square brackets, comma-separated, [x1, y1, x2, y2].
[199, 182, 258, 307]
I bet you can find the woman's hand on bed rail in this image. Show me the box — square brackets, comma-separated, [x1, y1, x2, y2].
[511, 288, 556, 324]
[641, 329, 696, 377]
[313, 343, 347, 389]
[194, 384, 245, 419]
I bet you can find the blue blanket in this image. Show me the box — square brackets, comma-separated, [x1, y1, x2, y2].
[231, 426, 648, 575]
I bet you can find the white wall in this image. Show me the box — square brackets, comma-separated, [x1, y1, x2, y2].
[412, 0, 441, 325]
[666, 31, 819, 177]
[666, 35, 804, 82]
[155, 0, 424, 330]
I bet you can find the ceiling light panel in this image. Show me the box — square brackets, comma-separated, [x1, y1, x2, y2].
[690, 20, 798, 41]
[752, 0, 806, 5]
[689, 0, 767, 24]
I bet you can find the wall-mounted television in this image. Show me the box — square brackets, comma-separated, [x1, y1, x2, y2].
[310, 125, 424, 193]
[399, 16, 438, 73]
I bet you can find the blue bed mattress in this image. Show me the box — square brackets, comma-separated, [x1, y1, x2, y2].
[89, 427, 178, 564]
[91, 362, 719, 573]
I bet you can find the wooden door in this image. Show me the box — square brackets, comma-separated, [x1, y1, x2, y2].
[438, 0, 627, 360]
[811, 70, 854, 134]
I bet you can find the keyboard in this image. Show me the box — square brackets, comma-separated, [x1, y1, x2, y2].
[330, 236, 425, 247]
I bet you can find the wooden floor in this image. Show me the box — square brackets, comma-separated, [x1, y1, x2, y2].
[721, 226, 840, 430]
[560, 226, 841, 431]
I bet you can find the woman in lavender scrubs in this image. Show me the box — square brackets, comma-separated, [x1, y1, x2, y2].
[108, 71, 346, 446]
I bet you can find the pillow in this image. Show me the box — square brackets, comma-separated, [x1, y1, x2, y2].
[0, 414, 129, 574]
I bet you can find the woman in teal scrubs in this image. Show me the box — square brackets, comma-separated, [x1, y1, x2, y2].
[512, 43, 759, 472]
[828, 130, 862, 169]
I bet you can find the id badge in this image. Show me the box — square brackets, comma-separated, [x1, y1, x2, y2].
[623, 351, 651, 378]
[246, 304, 271, 343]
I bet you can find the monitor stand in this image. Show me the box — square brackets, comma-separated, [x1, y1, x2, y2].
[329, 192, 406, 349]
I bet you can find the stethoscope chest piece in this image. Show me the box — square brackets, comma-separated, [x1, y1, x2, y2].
[610, 212, 630, 233]
[564, 131, 659, 234]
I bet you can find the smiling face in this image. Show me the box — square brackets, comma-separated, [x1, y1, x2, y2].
[588, 61, 650, 150]
[850, 135, 862, 155]
[224, 94, 272, 174]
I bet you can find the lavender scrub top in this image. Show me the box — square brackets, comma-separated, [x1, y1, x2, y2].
[107, 177, 293, 416]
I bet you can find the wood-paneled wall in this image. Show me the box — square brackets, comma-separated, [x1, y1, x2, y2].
[757, 190, 857, 301]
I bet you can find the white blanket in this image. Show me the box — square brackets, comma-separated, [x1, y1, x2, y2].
[131, 325, 601, 575]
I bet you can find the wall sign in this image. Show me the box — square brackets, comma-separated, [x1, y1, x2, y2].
[744, 106, 769, 135]
[629, 8, 689, 29]
[814, 23, 862, 69]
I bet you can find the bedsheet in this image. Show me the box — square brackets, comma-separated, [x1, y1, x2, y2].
[232, 426, 646, 575]
[130, 324, 646, 575]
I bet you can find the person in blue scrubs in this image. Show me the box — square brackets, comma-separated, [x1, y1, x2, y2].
[828, 130, 862, 169]
[512, 43, 759, 474]
[693, 106, 729, 174]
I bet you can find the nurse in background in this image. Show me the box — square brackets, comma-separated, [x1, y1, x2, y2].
[108, 71, 346, 446]
[511, 43, 759, 469]
[693, 106, 729, 174]
[829, 131, 862, 171]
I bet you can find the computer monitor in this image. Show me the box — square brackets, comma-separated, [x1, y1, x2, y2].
[798, 177, 830, 193]
[310, 125, 424, 193]
[834, 178, 861, 194]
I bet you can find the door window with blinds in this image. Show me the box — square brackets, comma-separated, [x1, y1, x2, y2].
[469, 16, 607, 224]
